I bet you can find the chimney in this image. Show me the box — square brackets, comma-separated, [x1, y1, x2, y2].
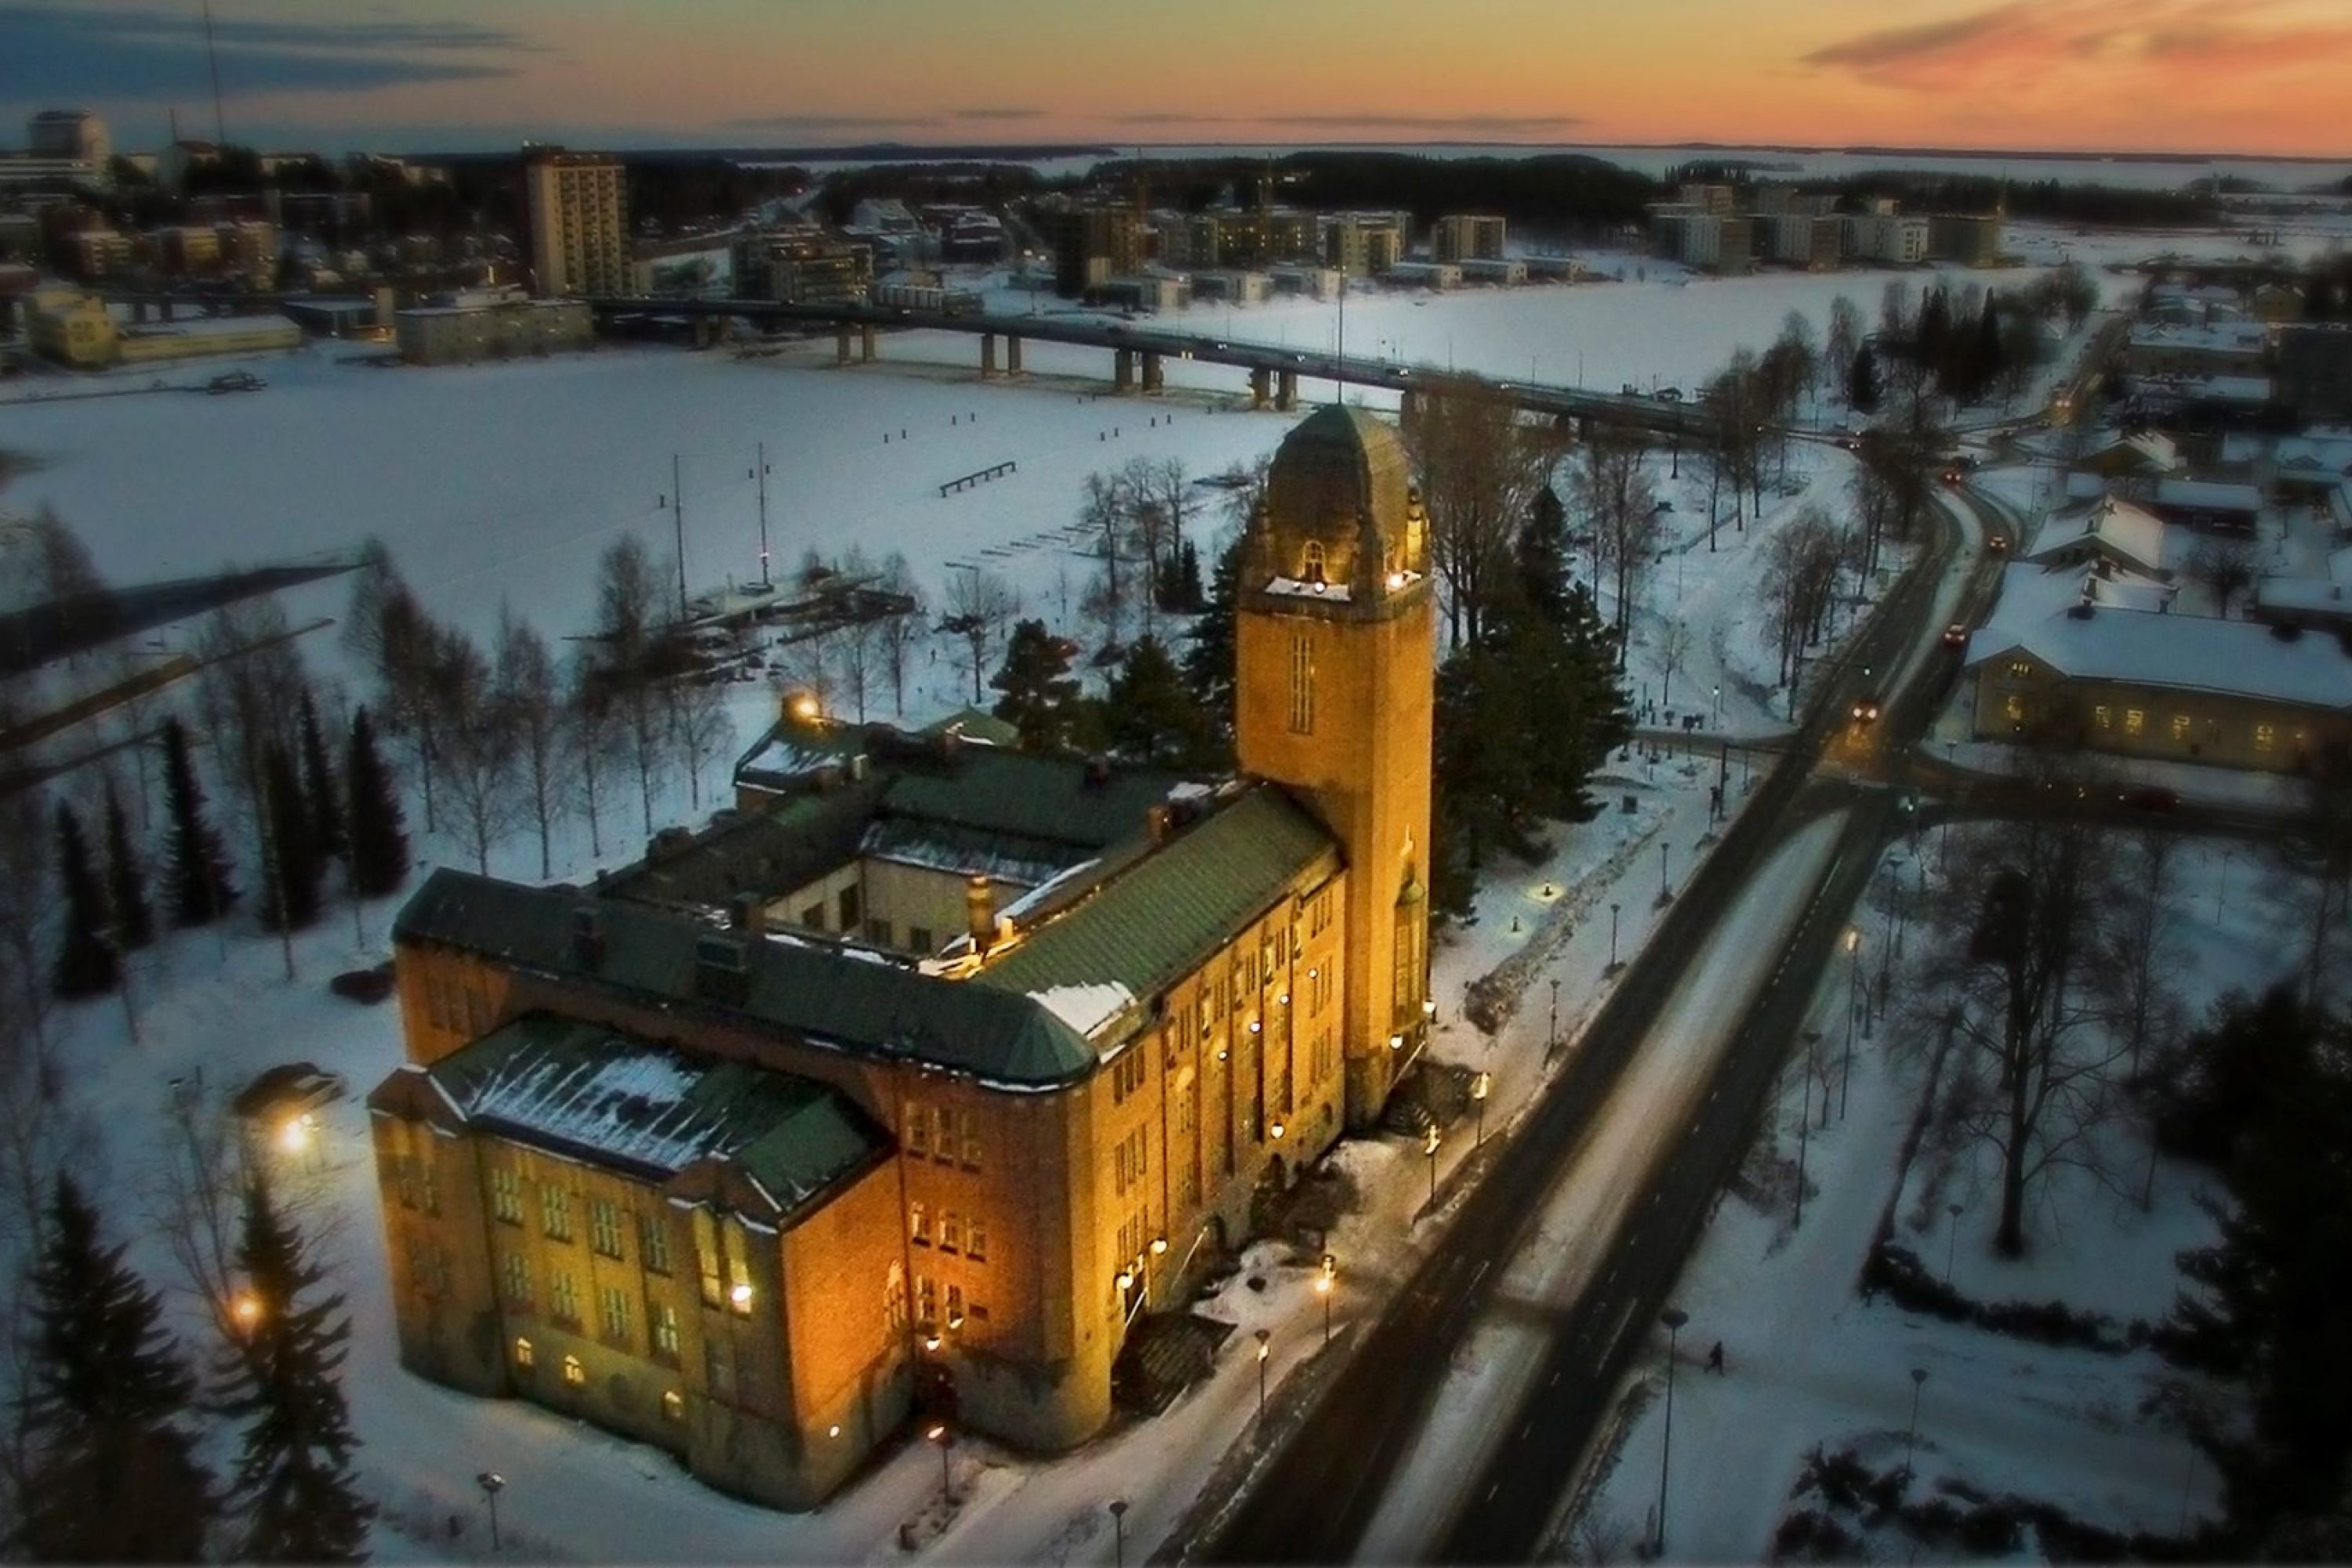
[731, 895, 764, 937]
[693, 933, 750, 1006]
[571, 904, 605, 969]
[1145, 804, 1171, 844]
[964, 875, 996, 949]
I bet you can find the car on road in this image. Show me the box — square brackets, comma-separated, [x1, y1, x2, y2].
[1942, 622, 1969, 648]
[2119, 784, 2180, 813]
[1987, 534, 2009, 554]
[1850, 694, 1882, 725]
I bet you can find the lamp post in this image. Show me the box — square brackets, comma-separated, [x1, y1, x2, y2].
[1548, 978, 1561, 1054]
[1424, 1124, 1441, 1204]
[1655, 1307, 1688, 1558]
[1658, 841, 1671, 903]
[1254, 1329, 1270, 1423]
[1316, 1254, 1335, 1345]
[1608, 902, 1621, 974]
[1904, 1368, 1929, 1479]
[1944, 1202, 1964, 1287]
[1109, 1499, 1129, 1568]
[1841, 926, 1860, 1120]
[1472, 1071, 1490, 1148]
[1795, 1031, 1820, 1229]
[476, 1472, 505, 1552]
[929, 1423, 954, 1504]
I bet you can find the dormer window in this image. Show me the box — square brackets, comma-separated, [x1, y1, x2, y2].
[1301, 540, 1326, 583]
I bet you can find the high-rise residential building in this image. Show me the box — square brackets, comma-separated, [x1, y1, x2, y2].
[1324, 212, 1406, 277]
[523, 147, 629, 298]
[731, 230, 872, 306]
[1432, 215, 1506, 263]
[366, 408, 1437, 1511]
[1051, 204, 1141, 297]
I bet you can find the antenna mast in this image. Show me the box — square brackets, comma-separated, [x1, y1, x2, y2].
[201, 0, 227, 145]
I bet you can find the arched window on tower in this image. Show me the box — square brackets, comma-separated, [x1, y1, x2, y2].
[1301, 539, 1326, 583]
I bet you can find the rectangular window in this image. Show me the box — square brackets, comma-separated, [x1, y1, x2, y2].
[589, 1199, 625, 1261]
[562, 1354, 586, 1388]
[694, 1210, 723, 1308]
[661, 1388, 685, 1422]
[491, 1167, 522, 1225]
[909, 926, 933, 953]
[2125, 709, 2145, 737]
[1288, 633, 1316, 735]
[541, 1184, 572, 1243]
[2172, 714, 2192, 745]
[514, 1337, 535, 1369]
[867, 918, 895, 947]
[800, 902, 824, 931]
[940, 1211, 961, 1254]
[2008, 660, 2033, 679]
[2255, 722, 2276, 753]
[837, 886, 861, 931]
[548, 1269, 579, 1326]
[724, 1230, 753, 1316]
[916, 1273, 938, 1327]
[960, 1111, 982, 1171]
[2004, 694, 2024, 722]
[640, 1214, 671, 1276]
[2094, 704, 2112, 731]
[599, 1285, 631, 1345]
[910, 1201, 930, 1246]
[502, 1252, 532, 1308]
[906, 1101, 930, 1157]
[967, 1216, 987, 1263]
[703, 1338, 735, 1401]
[652, 1303, 681, 1363]
[946, 1282, 966, 1327]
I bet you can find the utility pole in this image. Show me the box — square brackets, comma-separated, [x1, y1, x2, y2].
[751, 443, 773, 588]
[201, 0, 228, 146]
[671, 454, 689, 621]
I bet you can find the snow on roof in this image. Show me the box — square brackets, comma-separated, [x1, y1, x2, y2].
[1264, 575, 1353, 602]
[1026, 981, 1137, 1039]
[2024, 497, 2170, 578]
[2140, 373, 2273, 405]
[2128, 321, 2269, 355]
[2252, 575, 2352, 619]
[1970, 602, 2352, 710]
[2152, 478, 2263, 514]
[2081, 430, 2179, 473]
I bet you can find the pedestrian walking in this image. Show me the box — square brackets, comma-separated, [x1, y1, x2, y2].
[1706, 1341, 1726, 1375]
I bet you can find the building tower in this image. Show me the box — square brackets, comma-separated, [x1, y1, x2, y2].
[522, 147, 628, 299]
[1235, 405, 1436, 1131]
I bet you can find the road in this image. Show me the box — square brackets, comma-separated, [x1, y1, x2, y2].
[1192, 478, 1983, 1564]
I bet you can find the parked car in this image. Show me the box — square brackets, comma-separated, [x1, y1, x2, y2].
[1942, 622, 1969, 648]
[2119, 785, 2180, 813]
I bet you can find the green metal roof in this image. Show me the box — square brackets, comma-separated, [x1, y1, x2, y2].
[878, 748, 1181, 851]
[426, 1014, 884, 1214]
[971, 786, 1338, 1041]
[395, 870, 1098, 1087]
[922, 707, 1022, 748]
[599, 782, 883, 912]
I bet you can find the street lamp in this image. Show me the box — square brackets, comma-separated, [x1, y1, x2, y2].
[1548, 978, 1561, 1055]
[1795, 1030, 1820, 1229]
[1472, 1071, 1490, 1148]
[230, 1292, 263, 1334]
[1315, 1263, 1334, 1345]
[929, 1423, 954, 1504]
[1904, 1368, 1929, 1480]
[1423, 1124, 1442, 1203]
[1656, 1307, 1689, 1557]
[275, 1112, 316, 1159]
[1254, 1329, 1271, 1422]
[1841, 926, 1861, 1120]
[1944, 1202, 1964, 1287]
[730, 1280, 754, 1311]
[1658, 841, 1671, 904]
[1608, 902, 1621, 974]
[476, 1472, 505, 1552]
[1109, 1499, 1129, 1568]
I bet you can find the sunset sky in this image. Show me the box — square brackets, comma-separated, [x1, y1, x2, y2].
[5, 0, 2349, 158]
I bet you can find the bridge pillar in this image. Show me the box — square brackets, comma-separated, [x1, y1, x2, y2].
[859, 325, 877, 363]
[1007, 335, 1025, 375]
[1276, 368, 1298, 412]
[837, 326, 855, 366]
[1142, 350, 1164, 394]
[1399, 389, 1421, 435]
[1114, 347, 1135, 394]
[159, 300, 176, 324]
[981, 332, 999, 378]
[1249, 367, 1270, 409]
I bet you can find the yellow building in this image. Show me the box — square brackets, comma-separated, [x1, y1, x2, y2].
[524, 147, 629, 298]
[368, 407, 1436, 1507]
[25, 288, 299, 368]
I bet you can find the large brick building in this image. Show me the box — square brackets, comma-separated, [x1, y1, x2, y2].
[368, 406, 1436, 1507]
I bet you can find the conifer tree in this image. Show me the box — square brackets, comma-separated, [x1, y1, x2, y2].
[1973, 296, 2005, 404]
[52, 800, 117, 998]
[297, 688, 347, 862]
[13, 1176, 216, 1561]
[162, 716, 238, 927]
[216, 1178, 373, 1563]
[1179, 532, 1245, 732]
[1848, 344, 1881, 416]
[344, 706, 409, 899]
[1105, 637, 1211, 768]
[102, 778, 154, 952]
[990, 618, 1083, 754]
[1176, 538, 1204, 614]
[258, 744, 323, 933]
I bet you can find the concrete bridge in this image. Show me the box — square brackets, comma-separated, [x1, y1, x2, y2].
[583, 295, 1720, 438]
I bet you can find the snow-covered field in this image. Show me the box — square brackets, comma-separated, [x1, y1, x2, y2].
[3, 228, 2275, 1562]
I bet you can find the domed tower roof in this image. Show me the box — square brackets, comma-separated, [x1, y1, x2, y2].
[1247, 406, 1428, 612]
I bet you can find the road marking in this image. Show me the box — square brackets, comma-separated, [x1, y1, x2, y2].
[1486, 1482, 1501, 1504]
[1549, 1370, 1562, 1388]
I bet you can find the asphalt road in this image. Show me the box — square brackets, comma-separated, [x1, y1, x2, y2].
[1194, 485, 1970, 1565]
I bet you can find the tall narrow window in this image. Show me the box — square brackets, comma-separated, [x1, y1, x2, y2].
[1288, 634, 1316, 735]
[1301, 539, 1326, 583]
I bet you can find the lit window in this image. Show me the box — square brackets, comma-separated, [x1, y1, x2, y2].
[2172, 714, 2191, 744]
[2008, 660, 2033, 679]
[2093, 705, 2111, 730]
[589, 1199, 625, 1260]
[906, 1102, 930, 1157]
[1301, 539, 1326, 582]
[653, 1303, 681, 1362]
[514, 1337, 535, 1368]
[2125, 710, 2145, 737]
[1289, 634, 1316, 735]
[2255, 722, 2275, 753]
[967, 1216, 988, 1263]
[661, 1389, 685, 1423]
[599, 1285, 631, 1345]
[541, 1185, 572, 1243]
[910, 1202, 930, 1246]
[548, 1270, 579, 1326]
[561, 1355, 586, 1388]
[491, 1168, 522, 1225]
[502, 1253, 531, 1308]
[2004, 695, 2024, 721]
[940, 1211, 961, 1254]
[639, 1215, 671, 1276]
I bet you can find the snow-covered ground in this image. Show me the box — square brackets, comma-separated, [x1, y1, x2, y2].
[1573, 831, 2303, 1560]
[1, 227, 2261, 1561]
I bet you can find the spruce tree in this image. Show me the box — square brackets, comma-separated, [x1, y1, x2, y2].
[1848, 344, 1881, 416]
[101, 778, 154, 952]
[1105, 637, 1212, 768]
[1176, 539, 1204, 614]
[990, 619, 1083, 754]
[216, 1178, 373, 1563]
[297, 688, 347, 862]
[1179, 532, 1244, 733]
[1973, 296, 2005, 403]
[162, 717, 238, 927]
[258, 744, 323, 933]
[344, 706, 409, 899]
[52, 801, 117, 998]
[13, 1175, 216, 1561]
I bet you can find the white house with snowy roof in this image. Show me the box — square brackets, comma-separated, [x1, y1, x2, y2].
[2022, 495, 2174, 580]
